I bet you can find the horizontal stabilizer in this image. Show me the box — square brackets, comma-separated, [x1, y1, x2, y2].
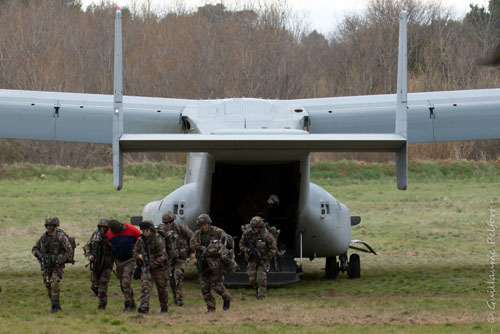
[119, 133, 407, 152]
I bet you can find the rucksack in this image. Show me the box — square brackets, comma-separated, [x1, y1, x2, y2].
[57, 228, 77, 264]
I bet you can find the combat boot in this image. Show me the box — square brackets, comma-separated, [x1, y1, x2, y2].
[160, 306, 168, 313]
[123, 301, 132, 311]
[98, 304, 106, 310]
[137, 307, 149, 314]
[130, 300, 137, 311]
[50, 305, 61, 313]
[175, 298, 184, 307]
[223, 296, 231, 311]
[206, 307, 215, 313]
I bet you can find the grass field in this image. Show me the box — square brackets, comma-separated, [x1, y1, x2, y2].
[0, 160, 499, 333]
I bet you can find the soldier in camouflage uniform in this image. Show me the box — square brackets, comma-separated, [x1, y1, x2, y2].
[133, 220, 169, 314]
[157, 211, 194, 307]
[240, 216, 277, 299]
[190, 213, 233, 312]
[32, 216, 74, 313]
[83, 219, 114, 310]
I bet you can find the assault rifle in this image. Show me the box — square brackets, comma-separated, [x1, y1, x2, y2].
[38, 236, 50, 285]
[137, 240, 152, 279]
[196, 248, 209, 275]
[245, 238, 265, 266]
[88, 239, 105, 296]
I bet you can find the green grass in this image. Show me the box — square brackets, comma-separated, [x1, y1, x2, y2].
[0, 160, 499, 333]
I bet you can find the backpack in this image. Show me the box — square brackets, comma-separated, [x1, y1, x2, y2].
[57, 228, 77, 264]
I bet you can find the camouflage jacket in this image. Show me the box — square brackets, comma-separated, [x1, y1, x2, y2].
[190, 225, 234, 259]
[32, 229, 73, 268]
[157, 222, 194, 260]
[133, 233, 168, 270]
[83, 228, 113, 268]
[239, 228, 277, 263]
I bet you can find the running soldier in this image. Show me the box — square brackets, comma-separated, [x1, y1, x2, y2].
[107, 219, 141, 311]
[240, 216, 277, 299]
[32, 216, 74, 313]
[83, 218, 113, 310]
[133, 220, 169, 314]
[157, 211, 194, 307]
[190, 214, 232, 313]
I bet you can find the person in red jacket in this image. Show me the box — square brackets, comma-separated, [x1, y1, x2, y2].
[107, 219, 141, 311]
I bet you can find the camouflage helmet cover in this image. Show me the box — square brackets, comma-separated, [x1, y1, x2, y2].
[162, 211, 175, 223]
[139, 220, 155, 230]
[97, 218, 109, 227]
[45, 216, 60, 227]
[250, 216, 265, 229]
[196, 213, 212, 226]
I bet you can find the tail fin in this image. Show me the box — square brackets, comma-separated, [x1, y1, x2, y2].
[113, 7, 123, 190]
[395, 11, 408, 190]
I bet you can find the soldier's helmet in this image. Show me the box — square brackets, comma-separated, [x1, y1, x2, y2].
[97, 218, 109, 228]
[45, 216, 60, 227]
[196, 213, 212, 226]
[267, 194, 280, 206]
[139, 220, 155, 230]
[250, 216, 265, 229]
[162, 211, 176, 223]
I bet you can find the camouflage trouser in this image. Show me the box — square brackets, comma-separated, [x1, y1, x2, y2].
[247, 261, 269, 298]
[139, 266, 169, 312]
[91, 267, 112, 307]
[199, 270, 230, 310]
[44, 266, 64, 307]
[169, 258, 186, 301]
[115, 258, 136, 305]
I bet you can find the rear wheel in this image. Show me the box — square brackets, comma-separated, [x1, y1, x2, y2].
[325, 256, 339, 280]
[348, 254, 361, 279]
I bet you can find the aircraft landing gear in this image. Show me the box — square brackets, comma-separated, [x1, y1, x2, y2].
[324, 240, 376, 280]
[325, 256, 339, 279]
[325, 252, 361, 279]
[340, 252, 361, 279]
[347, 253, 360, 279]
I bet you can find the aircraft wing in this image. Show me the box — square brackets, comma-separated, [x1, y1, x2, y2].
[299, 88, 500, 143]
[2, 88, 499, 146]
[0, 89, 187, 144]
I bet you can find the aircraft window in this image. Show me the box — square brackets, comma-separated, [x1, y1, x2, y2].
[173, 204, 178, 214]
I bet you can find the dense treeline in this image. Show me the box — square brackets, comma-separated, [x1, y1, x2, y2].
[0, 0, 499, 167]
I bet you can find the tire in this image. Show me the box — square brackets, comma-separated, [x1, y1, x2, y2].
[348, 254, 360, 279]
[325, 256, 339, 280]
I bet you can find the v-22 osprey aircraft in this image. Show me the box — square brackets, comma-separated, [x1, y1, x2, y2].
[1, 9, 499, 284]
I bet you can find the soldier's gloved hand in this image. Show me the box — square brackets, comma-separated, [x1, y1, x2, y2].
[57, 255, 65, 265]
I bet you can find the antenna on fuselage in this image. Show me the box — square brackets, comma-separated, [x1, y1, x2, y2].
[113, 7, 123, 190]
[395, 10, 408, 190]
